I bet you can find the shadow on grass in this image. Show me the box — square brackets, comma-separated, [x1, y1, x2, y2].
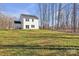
[0, 45, 79, 50]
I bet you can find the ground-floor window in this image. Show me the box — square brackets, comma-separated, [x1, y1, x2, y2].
[31, 25, 35, 28]
[26, 25, 29, 29]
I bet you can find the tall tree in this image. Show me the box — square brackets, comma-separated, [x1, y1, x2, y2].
[57, 3, 62, 30]
[72, 3, 77, 32]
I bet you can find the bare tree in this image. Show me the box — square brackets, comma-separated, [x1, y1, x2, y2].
[71, 3, 77, 32]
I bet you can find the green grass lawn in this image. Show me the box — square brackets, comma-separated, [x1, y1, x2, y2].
[0, 29, 79, 56]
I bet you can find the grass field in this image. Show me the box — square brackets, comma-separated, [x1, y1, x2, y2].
[0, 29, 79, 56]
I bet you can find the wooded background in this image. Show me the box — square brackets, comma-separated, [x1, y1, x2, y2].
[38, 3, 79, 33]
[0, 13, 15, 29]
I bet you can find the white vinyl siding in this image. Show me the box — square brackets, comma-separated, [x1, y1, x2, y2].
[22, 18, 39, 29]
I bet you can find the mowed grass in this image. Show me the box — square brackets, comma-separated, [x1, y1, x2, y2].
[0, 29, 79, 46]
[0, 29, 79, 55]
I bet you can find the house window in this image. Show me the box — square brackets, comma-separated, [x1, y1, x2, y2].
[26, 25, 29, 29]
[32, 19, 34, 22]
[31, 25, 35, 28]
[26, 19, 29, 21]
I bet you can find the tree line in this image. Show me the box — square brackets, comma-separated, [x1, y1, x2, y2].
[0, 13, 15, 29]
[38, 3, 79, 32]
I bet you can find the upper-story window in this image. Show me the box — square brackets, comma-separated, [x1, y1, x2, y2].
[26, 19, 29, 21]
[32, 19, 34, 22]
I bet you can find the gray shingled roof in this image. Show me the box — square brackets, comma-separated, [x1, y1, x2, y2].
[20, 14, 38, 19]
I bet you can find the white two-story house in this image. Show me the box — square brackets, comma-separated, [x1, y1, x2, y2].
[20, 14, 39, 29]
